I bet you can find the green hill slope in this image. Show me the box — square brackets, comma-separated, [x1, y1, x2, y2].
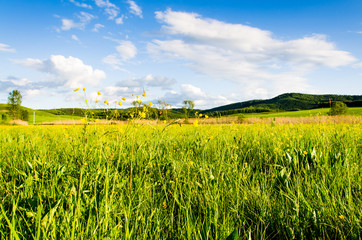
[0, 104, 82, 124]
[202, 93, 362, 116]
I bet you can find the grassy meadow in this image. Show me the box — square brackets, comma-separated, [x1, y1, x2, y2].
[0, 122, 361, 239]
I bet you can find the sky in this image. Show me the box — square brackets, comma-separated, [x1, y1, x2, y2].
[0, 0, 362, 109]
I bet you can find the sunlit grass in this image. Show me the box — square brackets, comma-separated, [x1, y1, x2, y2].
[0, 122, 361, 239]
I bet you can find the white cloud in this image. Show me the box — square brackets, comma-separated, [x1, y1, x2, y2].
[92, 23, 105, 32]
[127, 0, 142, 18]
[72, 34, 81, 42]
[353, 62, 362, 68]
[15, 55, 106, 89]
[161, 84, 233, 109]
[60, 12, 95, 31]
[61, 19, 79, 31]
[103, 54, 125, 70]
[69, 0, 92, 9]
[115, 16, 125, 24]
[10, 77, 32, 86]
[0, 43, 16, 53]
[118, 74, 176, 89]
[103, 40, 137, 69]
[149, 9, 357, 99]
[24, 89, 43, 97]
[93, 0, 119, 20]
[116, 41, 137, 60]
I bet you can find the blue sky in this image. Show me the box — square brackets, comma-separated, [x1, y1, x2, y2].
[1, 0, 361, 109]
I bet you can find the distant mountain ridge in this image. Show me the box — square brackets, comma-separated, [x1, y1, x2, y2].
[202, 93, 362, 115]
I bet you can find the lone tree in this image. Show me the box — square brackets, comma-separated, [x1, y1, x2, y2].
[7, 90, 22, 120]
[158, 99, 171, 120]
[328, 101, 348, 116]
[182, 100, 194, 122]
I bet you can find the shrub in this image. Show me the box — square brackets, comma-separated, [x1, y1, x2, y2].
[327, 101, 348, 116]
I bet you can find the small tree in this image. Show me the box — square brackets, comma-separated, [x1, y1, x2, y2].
[328, 101, 348, 116]
[182, 100, 194, 122]
[7, 90, 22, 120]
[158, 99, 171, 120]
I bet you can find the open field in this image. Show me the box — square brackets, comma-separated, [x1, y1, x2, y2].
[0, 104, 82, 124]
[231, 107, 362, 118]
[0, 121, 361, 239]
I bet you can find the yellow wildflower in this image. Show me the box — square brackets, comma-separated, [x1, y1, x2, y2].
[137, 99, 142, 104]
[339, 215, 345, 220]
[132, 93, 134, 96]
[205, 115, 209, 119]
[118, 102, 122, 106]
[162, 201, 167, 209]
[95, 100, 99, 103]
[97, 92, 101, 95]
[142, 92, 146, 97]
[83, 88, 86, 91]
[148, 102, 153, 106]
[193, 120, 198, 127]
[122, 97, 126, 101]
[199, 113, 203, 117]
[303, 151, 308, 155]
[104, 100, 109, 105]
[74, 88, 80, 92]
[139, 112, 146, 118]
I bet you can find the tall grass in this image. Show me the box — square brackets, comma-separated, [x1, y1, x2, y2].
[0, 122, 361, 239]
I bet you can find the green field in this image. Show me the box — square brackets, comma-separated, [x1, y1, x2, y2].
[0, 122, 360, 239]
[231, 107, 362, 118]
[28, 110, 82, 124]
[0, 104, 82, 124]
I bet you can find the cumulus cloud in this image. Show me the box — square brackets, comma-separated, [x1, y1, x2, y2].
[15, 55, 106, 89]
[116, 41, 137, 60]
[69, 0, 92, 9]
[149, 9, 357, 99]
[118, 74, 176, 89]
[0, 43, 16, 52]
[127, 0, 142, 18]
[60, 11, 95, 31]
[103, 40, 137, 69]
[161, 84, 233, 109]
[0, 76, 50, 95]
[115, 15, 125, 24]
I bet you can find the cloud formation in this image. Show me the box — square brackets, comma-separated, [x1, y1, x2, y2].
[161, 84, 233, 108]
[127, 0, 142, 18]
[92, 23, 105, 32]
[149, 9, 357, 99]
[93, 0, 119, 20]
[60, 11, 95, 31]
[0, 43, 16, 53]
[103, 40, 137, 69]
[69, 0, 92, 9]
[118, 74, 176, 89]
[15, 55, 106, 89]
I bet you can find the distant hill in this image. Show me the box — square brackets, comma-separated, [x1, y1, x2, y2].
[1, 93, 362, 121]
[201, 93, 362, 116]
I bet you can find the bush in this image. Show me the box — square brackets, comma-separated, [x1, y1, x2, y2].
[1, 113, 8, 123]
[20, 109, 29, 121]
[327, 101, 348, 116]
